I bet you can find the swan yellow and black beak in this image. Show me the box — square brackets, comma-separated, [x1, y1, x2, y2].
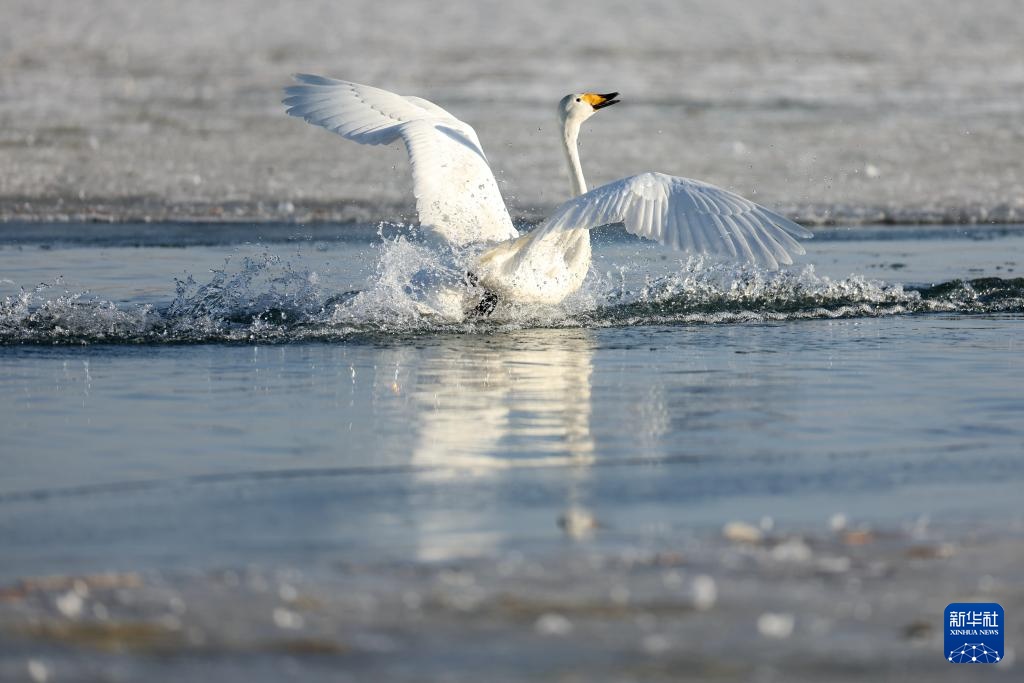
[583, 92, 620, 110]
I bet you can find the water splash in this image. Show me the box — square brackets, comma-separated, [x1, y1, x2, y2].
[0, 279, 155, 344]
[165, 252, 334, 340]
[586, 258, 932, 326]
[1, 241, 1021, 345]
[333, 236, 478, 328]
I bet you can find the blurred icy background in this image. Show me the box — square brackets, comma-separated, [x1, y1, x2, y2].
[2, 0, 1023, 223]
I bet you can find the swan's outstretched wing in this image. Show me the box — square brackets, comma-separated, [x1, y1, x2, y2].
[283, 75, 518, 246]
[537, 172, 812, 269]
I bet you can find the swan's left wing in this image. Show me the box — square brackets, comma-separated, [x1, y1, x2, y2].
[283, 75, 518, 246]
[537, 172, 812, 269]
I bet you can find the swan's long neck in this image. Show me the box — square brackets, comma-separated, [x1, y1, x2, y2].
[561, 119, 587, 197]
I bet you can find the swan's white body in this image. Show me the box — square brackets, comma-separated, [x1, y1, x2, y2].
[284, 75, 811, 307]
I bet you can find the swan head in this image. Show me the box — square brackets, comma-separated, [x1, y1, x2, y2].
[558, 92, 620, 127]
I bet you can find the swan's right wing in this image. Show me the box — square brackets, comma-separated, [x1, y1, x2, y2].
[537, 172, 812, 269]
[283, 75, 518, 246]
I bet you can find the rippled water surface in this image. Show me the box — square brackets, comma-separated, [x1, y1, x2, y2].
[2, 222, 1022, 548]
[1, 224, 1022, 680]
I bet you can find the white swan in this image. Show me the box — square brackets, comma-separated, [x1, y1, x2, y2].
[283, 75, 811, 307]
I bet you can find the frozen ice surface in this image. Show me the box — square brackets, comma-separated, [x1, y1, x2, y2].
[1, 522, 1020, 682]
[2, 0, 1024, 224]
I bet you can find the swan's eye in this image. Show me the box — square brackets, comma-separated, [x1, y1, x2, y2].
[575, 98, 581, 102]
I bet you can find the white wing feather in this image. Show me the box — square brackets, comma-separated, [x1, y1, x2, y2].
[536, 172, 812, 269]
[283, 75, 518, 246]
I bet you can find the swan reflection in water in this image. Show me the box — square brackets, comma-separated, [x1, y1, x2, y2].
[369, 329, 596, 561]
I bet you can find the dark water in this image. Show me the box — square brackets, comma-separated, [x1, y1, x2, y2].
[1, 224, 1022, 681]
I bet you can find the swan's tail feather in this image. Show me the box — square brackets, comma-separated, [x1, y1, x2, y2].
[476, 231, 537, 273]
[474, 229, 591, 305]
